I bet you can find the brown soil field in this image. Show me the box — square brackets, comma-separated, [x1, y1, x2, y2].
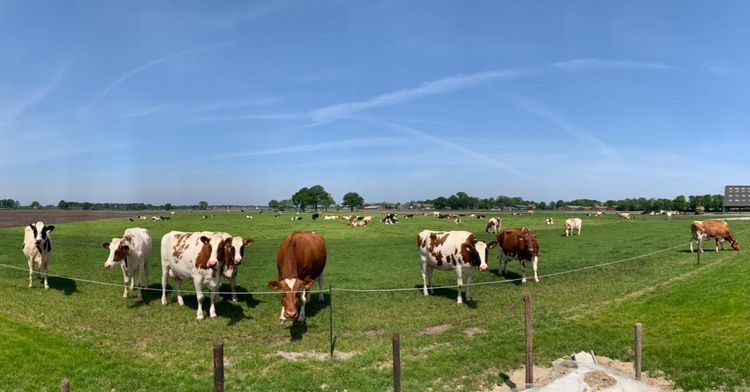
[0, 210, 157, 228]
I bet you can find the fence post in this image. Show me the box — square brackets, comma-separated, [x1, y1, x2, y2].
[392, 333, 401, 392]
[60, 378, 70, 392]
[329, 285, 335, 357]
[524, 293, 534, 389]
[214, 341, 224, 392]
[634, 323, 643, 380]
[697, 249, 701, 264]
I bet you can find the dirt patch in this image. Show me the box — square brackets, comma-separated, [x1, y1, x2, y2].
[595, 356, 683, 391]
[271, 350, 359, 361]
[465, 327, 487, 338]
[0, 210, 152, 228]
[364, 328, 383, 336]
[584, 370, 616, 391]
[421, 324, 452, 335]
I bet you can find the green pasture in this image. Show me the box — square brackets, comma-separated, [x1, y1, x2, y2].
[0, 212, 747, 391]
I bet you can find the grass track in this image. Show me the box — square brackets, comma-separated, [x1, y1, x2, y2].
[0, 212, 748, 391]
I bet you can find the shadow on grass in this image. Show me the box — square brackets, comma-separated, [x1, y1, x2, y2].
[286, 293, 331, 341]
[47, 276, 77, 295]
[153, 284, 253, 325]
[499, 372, 517, 390]
[491, 269, 525, 286]
[411, 285, 479, 308]
[220, 284, 261, 309]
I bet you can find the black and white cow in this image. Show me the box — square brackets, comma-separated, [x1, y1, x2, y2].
[23, 221, 55, 289]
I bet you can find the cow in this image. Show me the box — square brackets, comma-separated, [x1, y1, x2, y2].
[617, 212, 631, 220]
[475, 214, 486, 219]
[323, 215, 338, 220]
[362, 216, 373, 222]
[404, 214, 414, 218]
[170, 211, 176, 215]
[23, 221, 55, 289]
[690, 220, 740, 253]
[496, 228, 540, 283]
[102, 228, 152, 301]
[417, 230, 497, 304]
[312, 212, 320, 221]
[595, 211, 605, 219]
[382, 213, 398, 224]
[291, 216, 303, 221]
[138, 215, 147, 220]
[160, 231, 228, 320]
[453, 217, 462, 224]
[216, 233, 254, 302]
[202, 215, 208, 219]
[563, 218, 582, 236]
[485, 217, 502, 234]
[267, 232, 327, 323]
[245, 215, 253, 219]
[128, 218, 135, 222]
[545, 217, 554, 225]
[349, 220, 368, 228]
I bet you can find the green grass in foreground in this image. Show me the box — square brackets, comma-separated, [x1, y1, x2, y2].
[0, 212, 748, 391]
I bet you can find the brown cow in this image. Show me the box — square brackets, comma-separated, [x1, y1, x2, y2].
[690, 220, 740, 253]
[267, 231, 327, 323]
[496, 228, 540, 283]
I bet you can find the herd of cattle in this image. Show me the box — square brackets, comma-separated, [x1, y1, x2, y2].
[20, 213, 741, 322]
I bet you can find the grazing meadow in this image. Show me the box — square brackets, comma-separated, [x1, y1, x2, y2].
[0, 212, 748, 391]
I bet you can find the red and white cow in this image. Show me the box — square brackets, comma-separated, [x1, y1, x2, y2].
[102, 227, 152, 301]
[563, 218, 582, 236]
[23, 221, 55, 289]
[496, 228, 540, 283]
[417, 230, 497, 304]
[485, 217, 502, 234]
[267, 231, 327, 323]
[160, 231, 227, 320]
[349, 220, 368, 228]
[216, 233, 254, 302]
[690, 220, 740, 253]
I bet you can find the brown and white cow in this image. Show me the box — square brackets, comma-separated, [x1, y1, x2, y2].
[417, 230, 497, 304]
[496, 228, 540, 283]
[23, 221, 55, 289]
[563, 218, 582, 236]
[216, 233, 254, 302]
[102, 227, 152, 301]
[267, 231, 327, 323]
[160, 231, 227, 320]
[349, 220, 368, 228]
[690, 220, 740, 253]
[485, 217, 502, 234]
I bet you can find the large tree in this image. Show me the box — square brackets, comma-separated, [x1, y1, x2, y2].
[268, 199, 280, 210]
[198, 201, 209, 210]
[342, 192, 364, 212]
[57, 200, 69, 210]
[164, 203, 173, 211]
[29, 201, 41, 209]
[673, 195, 687, 212]
[291, 187, 311, 211]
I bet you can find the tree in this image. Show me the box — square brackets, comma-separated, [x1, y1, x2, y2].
[342, 192, 364, 212]
[58, 200, 69, 210]
[291, 187, 311, 211]
[30, 201, 41, 209]
[81, 202, 93, 210]
[320, 194, 335, 211]
[164, 203, 173, 211]
[307, 185, 331, 211]
[278, 199, 293, 211]
[198, 201, 209, 210]
[673, 195, 687, 212]
[268, 199, 280, 210]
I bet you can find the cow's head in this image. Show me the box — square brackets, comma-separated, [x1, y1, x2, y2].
[462, 236, 498, 272]
[267, 277, 314, 322]
[102, 238, 129, 269]
[195, 235, 224, 269]
[220, 237, 254, 277]
[728, 235, 741, 251]
[29, 221, 54, 252]
[520, 230, 540, 261]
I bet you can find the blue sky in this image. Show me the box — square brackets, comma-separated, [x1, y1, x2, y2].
[1, 1, 748, 205]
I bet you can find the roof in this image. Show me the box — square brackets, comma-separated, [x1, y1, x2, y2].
[724, 185, 750, 207]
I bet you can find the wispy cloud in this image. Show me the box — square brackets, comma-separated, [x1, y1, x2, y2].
[122, 104, 171, 119]
[209, 1, 289, 27]
[213, 137, 399, 160]
[0, 65, 66, 129]
[308, 68, 529, 124]
[191, 112, 302, 122]
[553, 58, 673, 72]
[82, 41, 234, 110]
[184, 98, 280, 114]
[501, 92, 620, 161]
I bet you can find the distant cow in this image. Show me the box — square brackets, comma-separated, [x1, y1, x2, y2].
[485, 217, 502, 234]
[102, 228, 152, 301]
[245, 215, 253, 219]
[291, 216, 303, 221]
[690, 220, 740, 253]
[349, 220, 368, 228]
[417, 230, 497, 304]
[564, 218, 582, 236]
[267, 232, 327, 323]
[382, 213, 398, 224]
[404, 214, 414, 218]
[496, 228, 540, 283]
[453, 217, 462, 224]
[545, 217, 554, 225]
[323, 215, 338, 220]
[475, 214, 486, 219]
[595, 211, 605, 219]
[23, 221, 55, 289]
[128, 218, 135, 222]
[160, 231, 227, 320]
[617, 212, 631, 220]
[312, 212, 320, 221]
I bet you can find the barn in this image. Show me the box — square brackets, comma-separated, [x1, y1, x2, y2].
[723, 185, 750, 213]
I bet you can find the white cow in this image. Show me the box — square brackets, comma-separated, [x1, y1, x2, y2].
[485, 217, 502, 234]
[564, 218, 582, 236]
[545, 217, 554, 225]
[417, 230, 497, 304]
[160, 231, 227, 320]
[617, 212, 631, 220]
[23, 221, 55, 289]
[102, 228, 152, 301]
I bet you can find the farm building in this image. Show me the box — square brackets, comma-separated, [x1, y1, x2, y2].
[723, 185, 750, 212]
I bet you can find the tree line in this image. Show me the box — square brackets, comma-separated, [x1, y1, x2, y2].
[267, 185, 365, 212]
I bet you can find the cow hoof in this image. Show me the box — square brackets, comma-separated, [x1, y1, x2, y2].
[231, 298, 238, 303]
[161, 299, 167, 305]
[210, 314, 217, 319]
[197, 315, 205, 321]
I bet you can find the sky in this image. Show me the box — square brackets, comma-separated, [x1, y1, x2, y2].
[1, 1, 749, 206]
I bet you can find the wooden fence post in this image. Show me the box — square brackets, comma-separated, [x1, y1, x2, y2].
[60, 378, 70, 392]
[329, 285, 335, 357]
[392, 333, 401, 392]
[214, 341, 224, 392]
[634, 323, 643, 380]
[524, 293, 534, 389]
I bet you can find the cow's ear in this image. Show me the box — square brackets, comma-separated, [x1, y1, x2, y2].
[302, 278, 315, 290]
[200, 236, 210, 244]
[487, 241, 498, 249]
[46, 225, 55, 232]
[267, 281, 281, 290]
[102, 242, 110, 249]
[244, 239, 254, 247]
[120, 245, 130, 253]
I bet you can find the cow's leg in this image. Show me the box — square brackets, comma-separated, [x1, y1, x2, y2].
[230, 271, 238, 302]
[135, 267, 145, 302]
[122, 270, 130, 299]
[41, 259, 49, 290]
[176, 279, 184, 306]
[161, 264, 169, 305]
[455, 268, 464, 304]
[279, 306, 285, 322]
[209, 289, 218, 319]
[194, 277, 205, 321]
[717, 238, 723, 252]
[299, 290, 307, 322]
[532, 256, 539, 282]
[689, 239, 694, 253]
[27, 257, 34, 288]
[317, 273, 325, 302]
[465, 269, 474, 302]
[421, 256, 430, 296]
[500, 252, 509, 275]
[520, 260, 527, 283]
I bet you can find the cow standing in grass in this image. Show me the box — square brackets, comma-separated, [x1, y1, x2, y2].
[563, 218, 582, 236]
[23, 221, 55, 289]
[417, 230, 497, 304]
[216, 233, 254, 302]
[690, 220, 740, 253]
[102, 228, 152, 301]
[485, 217, 501, 234]
[496, 228, 540, 283]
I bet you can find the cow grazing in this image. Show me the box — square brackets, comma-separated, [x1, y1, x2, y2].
[267, 232, 327, 323]
[160, 231, 228, 320]
[545, 217, 554, 225]
[595, 211, 605, 219]
[690, 220, 740, 253]
[563, 218, 582, 236]
[312, 212, 320, 221]
[102, 228, 152, 301]
[349, 220, 368, 228]
[291, 216, 303, 221]
[216, 233, 254, 302]
[496, 228, 540, 283]
[23, 221, 55, 289]
[485, 217, 502, 234]
[417, 230, 497, 304]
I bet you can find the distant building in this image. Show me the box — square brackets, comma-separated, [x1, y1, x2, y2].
[724, 185, 750, 212]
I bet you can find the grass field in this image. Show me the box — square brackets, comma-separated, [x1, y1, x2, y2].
[0, 211, 748, 391]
